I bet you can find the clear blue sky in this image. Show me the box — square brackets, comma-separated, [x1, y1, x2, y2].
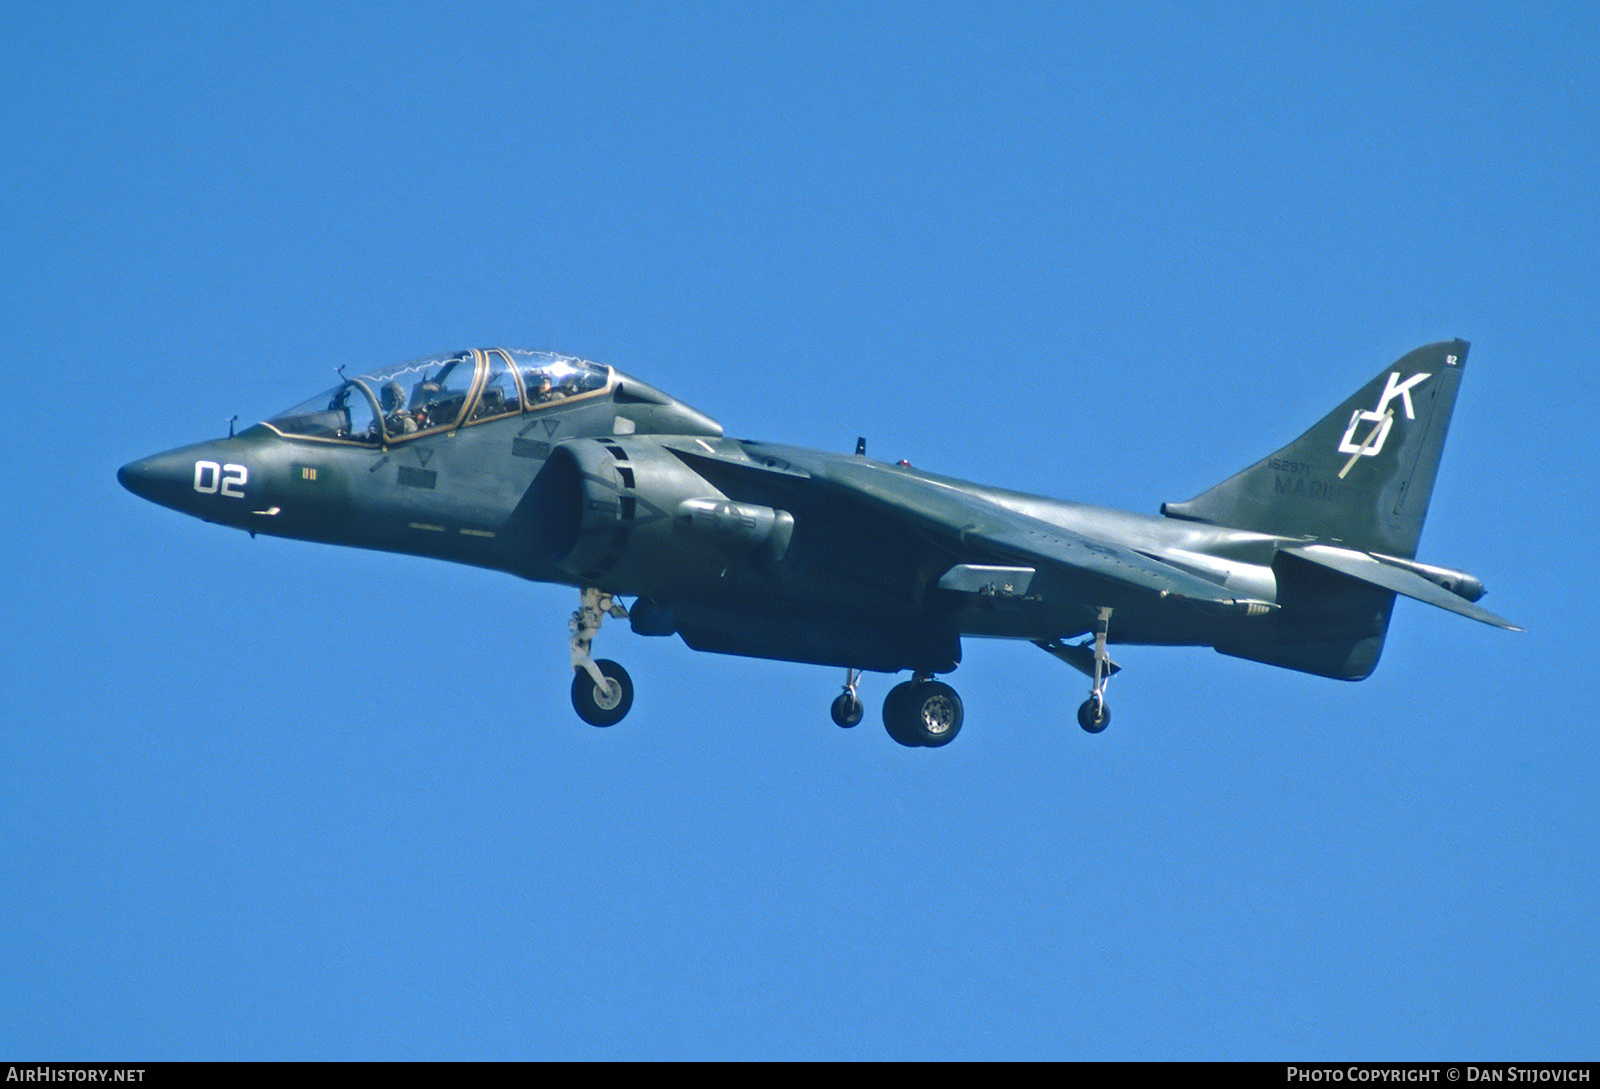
[2, 1, 1594, 1060]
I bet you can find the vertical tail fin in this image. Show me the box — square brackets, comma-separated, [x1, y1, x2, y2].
[1161, 340, 1469, 559]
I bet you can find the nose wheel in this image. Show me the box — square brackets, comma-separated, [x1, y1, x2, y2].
[572, 658, 633, 727]
[570, 587, 634, 727]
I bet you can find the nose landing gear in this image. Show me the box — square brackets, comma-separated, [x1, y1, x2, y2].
[570, 587, 634, 727]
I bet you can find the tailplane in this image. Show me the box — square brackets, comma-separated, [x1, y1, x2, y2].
[1162, 340, 1469, 559]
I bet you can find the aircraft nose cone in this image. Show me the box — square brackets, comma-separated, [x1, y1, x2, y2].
[118, 449, 197, 511]
[118, 455, 161, 501]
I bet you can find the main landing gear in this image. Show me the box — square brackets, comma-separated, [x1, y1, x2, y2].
[883, 676, 964, 747]
[829, 667, 964, 747]
[570, 587, 633, 727]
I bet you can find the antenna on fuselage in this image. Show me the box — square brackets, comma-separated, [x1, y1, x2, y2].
[855, 436, 866, 456]
[228, 414, 237, 438]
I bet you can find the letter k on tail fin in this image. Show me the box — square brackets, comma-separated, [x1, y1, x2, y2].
[1162, 340, 1469, 559]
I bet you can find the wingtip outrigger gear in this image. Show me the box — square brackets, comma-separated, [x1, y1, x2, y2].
[1036, 606, 1119, 733]
[831, 667, 865, 728]
[1078, 607, 1114, 733]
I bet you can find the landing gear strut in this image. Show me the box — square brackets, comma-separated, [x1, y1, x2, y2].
[830, 667, 865, 728]
[883, 674, 964, 748]
[1077, 606, 1113, 734]
[570, 587, 633, 726]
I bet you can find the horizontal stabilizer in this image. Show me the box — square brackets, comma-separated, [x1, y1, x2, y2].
[1281, 545, 1522, 631]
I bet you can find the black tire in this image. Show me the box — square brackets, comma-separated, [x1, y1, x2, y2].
[907, 681, 963, 747]
[882, 681, 922, 747]
[1077, 696, 1110, 734]
[572, 659, 633, 727]
[831, 692, 864, 728]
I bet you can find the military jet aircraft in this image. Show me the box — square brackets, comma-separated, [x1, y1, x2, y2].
[119, 341, 1517, 748]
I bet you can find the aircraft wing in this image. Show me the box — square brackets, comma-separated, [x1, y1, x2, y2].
[666, 439, 1266, 612]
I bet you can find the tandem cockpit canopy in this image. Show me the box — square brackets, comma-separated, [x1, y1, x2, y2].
[264, 349, 612, 445]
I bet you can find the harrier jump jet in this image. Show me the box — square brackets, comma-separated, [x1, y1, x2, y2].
[119, 340, 1517, 748]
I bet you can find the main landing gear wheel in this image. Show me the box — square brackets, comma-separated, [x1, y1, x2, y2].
[1077, 696, 1110, 734]
[572, 658, 633, 727]
[882, 681, 918, 746]
[883, 679, 964, 748]
[831, 692, 865, 728]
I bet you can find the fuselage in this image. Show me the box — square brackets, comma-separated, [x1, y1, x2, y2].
[118, 350, 1290, 665]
